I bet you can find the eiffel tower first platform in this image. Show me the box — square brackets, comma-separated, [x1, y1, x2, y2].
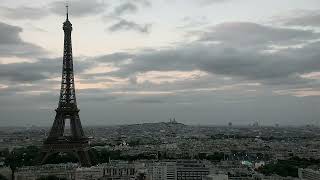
[39, 5, 91, 167]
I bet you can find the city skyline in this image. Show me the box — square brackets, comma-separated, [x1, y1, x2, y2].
[0, 0, 320, 126]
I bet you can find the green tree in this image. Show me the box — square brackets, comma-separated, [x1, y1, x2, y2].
[45, 152, 78, 164]
[258, 157, 320, 177]
[5, 149, 23, 180]
[4, 146, 41, 179]
[0, 174, 8, 180]
[206, 152, 224, 162]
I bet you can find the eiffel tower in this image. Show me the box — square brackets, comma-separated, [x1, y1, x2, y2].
[40, 5, 91, 167]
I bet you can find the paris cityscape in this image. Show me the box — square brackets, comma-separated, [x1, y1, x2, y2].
[0, 0, 320, 180]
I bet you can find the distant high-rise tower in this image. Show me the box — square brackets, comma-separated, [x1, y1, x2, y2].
[39, 5, 91, 167]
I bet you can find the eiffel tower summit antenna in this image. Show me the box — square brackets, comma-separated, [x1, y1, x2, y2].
[39, 3, 92, 167]
[66, 0, 69, 20]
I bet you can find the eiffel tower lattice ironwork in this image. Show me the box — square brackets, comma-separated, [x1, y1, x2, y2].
[40, 5, 91, 167]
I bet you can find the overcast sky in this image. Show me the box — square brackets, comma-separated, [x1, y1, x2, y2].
[0, 0, 320, 126]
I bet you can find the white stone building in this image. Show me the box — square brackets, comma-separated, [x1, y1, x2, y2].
[147, 162, 176, 180]
[298, 168, 320, 180]
[203, 174, 228, 180]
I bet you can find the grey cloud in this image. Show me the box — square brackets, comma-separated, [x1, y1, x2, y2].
[0, 58, 60, 82]
[0, 4, 319, 126]
[110, 0, 151, 17]
[0, 6, 49, 20]
[114, 3, 138, 16]
[0, 83, 57, 97]
[0, 56, 94, 83]
[131, 0, 151, 7]
[96, 22, 320, 87]
[50, 0, 107, 17]
[118, 0, 151, 8]
[93, 52, 135, 63]
[3, 21, 319, 100]
[104, 0, 152, 33]
[128, 97, 167, 104]
[279, 10, 320, 27]
[0, 70, 48, 82]
[200, 22, 319, 46]
[197, 44, 319, 85]
[0, 22, 22, 44]
[0, 22, 45, 57]
[108, 19, 151, 33]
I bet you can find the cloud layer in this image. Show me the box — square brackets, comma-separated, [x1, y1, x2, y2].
[0, 22, 45, 57]
[0, 1, 320, 126]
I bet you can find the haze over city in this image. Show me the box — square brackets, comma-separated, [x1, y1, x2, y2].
[1, 0, 320, 126]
